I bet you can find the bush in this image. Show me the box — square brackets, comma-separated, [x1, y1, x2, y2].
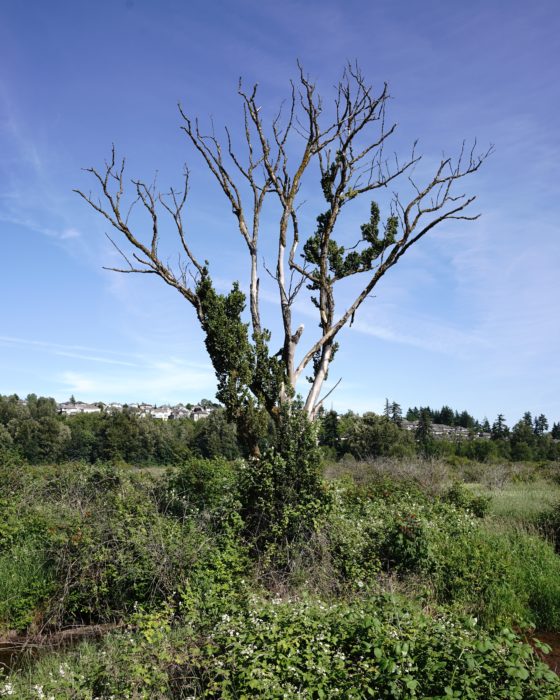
[3, 460, 560, 697]
[5, 596, 559, 699]
[0, 463, 229, 629]
[45, 466, 214, 624]
[506, 531, 560, 631]
[161, 456, 238, 520]
[443, 481, 491, 517]
[237, 407, 330, 555]
[182, 596, 560, 699]
[538, 500, 560, 552]
[322, 481, 560, 631]
[428, 527, 527, 626]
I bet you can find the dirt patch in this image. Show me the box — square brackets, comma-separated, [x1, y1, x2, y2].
[531, 631, 560, 674]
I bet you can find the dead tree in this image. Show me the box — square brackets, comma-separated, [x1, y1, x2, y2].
[76, 64, 490, 447]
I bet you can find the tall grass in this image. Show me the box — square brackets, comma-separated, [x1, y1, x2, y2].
[471, 480, 560, 526]
[0, 545, 54, 631]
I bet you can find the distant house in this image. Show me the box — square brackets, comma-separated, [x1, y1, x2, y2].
[58, 401, 102, 416]
[150, 406, 173, 420]
[190, 405, 214, 421]
[400, 419, 417, 432]
[57, 398, 217, 421]
[431, 423, 470, 440]
[170, 406, 190, 419]
[400, 419, 480, 441]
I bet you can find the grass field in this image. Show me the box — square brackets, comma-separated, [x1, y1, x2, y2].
[468, 479, 560, 526]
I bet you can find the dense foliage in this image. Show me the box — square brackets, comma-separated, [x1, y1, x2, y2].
[2, 457, 560, 696]
[4, 598, 558, 698]
[1, 394, 558, 469]
[319, 407, 560, 463]
[0, 394, 240, 465]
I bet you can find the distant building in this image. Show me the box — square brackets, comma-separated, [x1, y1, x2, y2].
[150, 406, 173, 420]
[190, 405, 214, 421]
[399, 418, 488, 441]
[57, 399, 217, 422]
[170, 406, 190, 419]
[58, 401, 102, 416]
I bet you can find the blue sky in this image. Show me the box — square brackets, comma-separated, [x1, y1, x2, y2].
[1, 0, 558, 426]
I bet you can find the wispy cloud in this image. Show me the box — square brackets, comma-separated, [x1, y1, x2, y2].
[0, 334, 216, 403]
[0, 334, 214, 371]
[0, 211, 82, 241]
[52, 350, 136, 367]
[60, 359, 216, 403]
[351, 311, 489, 357]
[0, 85, 83, 244]
[0, 335, 138, 363]
[260, 271, 488, 358]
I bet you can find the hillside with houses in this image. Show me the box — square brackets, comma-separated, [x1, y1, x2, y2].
[56, 399, 216, 421]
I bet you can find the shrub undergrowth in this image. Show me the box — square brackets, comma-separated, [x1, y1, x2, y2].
[2, 457, 560, 697]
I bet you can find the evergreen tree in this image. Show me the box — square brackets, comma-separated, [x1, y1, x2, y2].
[194, 409, 240, 460]
[457, 410, 475, 429]
[431, 408, 441, 424]
[491, 414, 509, 440]
[415, 409, 434, 456]
[418, 406, 433, 421]
[383, 399, 391, 419]
[390, 401, 403, 426]
[511, 418, 535, 460]
[406, 407, 420, 421]
[533, 413, 549, 436]
[439, 405, 455, 426]
[319, 409, 340, 450]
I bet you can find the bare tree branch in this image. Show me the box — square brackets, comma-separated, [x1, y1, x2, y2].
[76, 64, 490, 422]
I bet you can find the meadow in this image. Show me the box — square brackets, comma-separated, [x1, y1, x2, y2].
[1, 455, 560, 698]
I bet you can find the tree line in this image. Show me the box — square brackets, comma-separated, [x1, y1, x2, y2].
[1, 393, 558, 466]
[0, 394, 240, 465]
[320, 403, 560, 462]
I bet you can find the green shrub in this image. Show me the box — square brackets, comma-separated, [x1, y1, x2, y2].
[181, 596, 560, 698]
[237, 407, 330, 555]
[0, 462, 250, 631]
[48, 480, 208, 624]
[505, 531, 560, 631]
[161, 456, 238, 520]
[3, 461, 560, 697]
[537, 500, 560, 552]
[443, 481, 491, 517]
[0, 544, 55, 631]
[429, 527, 527, 626]
[329, 482, 460, 577]
[323, 498, 382, 588]
[5, 596, 559, 699]
[324, 481, 560, 631]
